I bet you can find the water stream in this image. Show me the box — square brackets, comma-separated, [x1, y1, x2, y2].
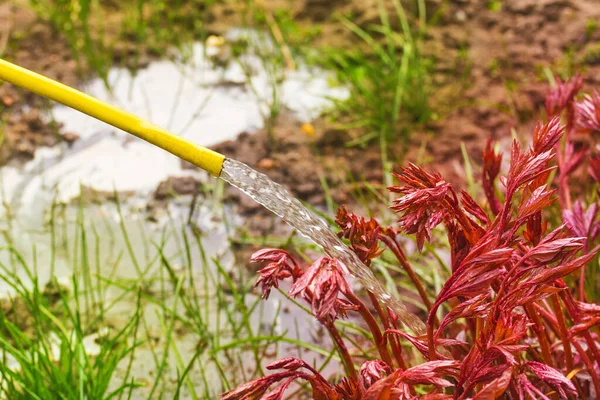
[220, 158, 426, 334]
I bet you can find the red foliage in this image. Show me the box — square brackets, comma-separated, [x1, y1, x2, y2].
[251, 249, 302, 299]
[335, 206, 384, 266]
[576, 90, 600, 134]
[223, 77, 600, 399]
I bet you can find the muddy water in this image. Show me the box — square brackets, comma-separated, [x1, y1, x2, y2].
[1, 32, 347, 211]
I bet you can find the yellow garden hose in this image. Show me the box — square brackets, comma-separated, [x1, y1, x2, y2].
[0, 58, 225, 177]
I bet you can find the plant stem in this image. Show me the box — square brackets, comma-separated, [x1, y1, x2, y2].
[558, 289, 600, 363]
[525, 304, 555, 368]
[475, 317, 483, 342]
[550, 294, 574, 374]
[368, 292, 407, 369]
[345, 291, 394, 367]
[379, 234, 433, 314]
[427, 304, 439, 361]
[579, 265, 587, 303]
[326, 322, 357, 381]
[572, 339, 600, 396]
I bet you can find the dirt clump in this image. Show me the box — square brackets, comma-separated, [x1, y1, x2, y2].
[0, 109, 62, 164]
[154, 176, 201, 200]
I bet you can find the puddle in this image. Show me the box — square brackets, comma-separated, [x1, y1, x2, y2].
[0, 30, 347, 397]
[1, 30, 348, 213]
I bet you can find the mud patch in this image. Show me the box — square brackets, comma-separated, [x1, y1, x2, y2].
[418, 0, 600, 182]
[0, 2, 81, 166]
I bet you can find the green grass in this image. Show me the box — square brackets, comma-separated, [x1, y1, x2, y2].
[0, 189, 237, 398]
[28, 0, 114, 83]
[0, 178, 390, 398]
[321, 0, 432, 148]
[27, 0, 216, 84]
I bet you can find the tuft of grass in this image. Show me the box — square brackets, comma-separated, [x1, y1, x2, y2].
[27, 0, 217, 83]
[29, 0, 114, 83]
[0, 247, 142, 399]
[322, 0, 432, 148]
[0, 178, 354, 398]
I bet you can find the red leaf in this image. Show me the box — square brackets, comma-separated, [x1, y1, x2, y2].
[482, 138, 502, 215]
[525, 361, 577, 398]
[590, 155, 600, 183]
[461, 190, 490, 226]
[526, 236, 584, 264]
[526, 250, 597, 287]
[436, 294, 489, 339]
[288, 257, 354, 321]
[399, 360, 460, 387]
[563, 201, 600, 243]
[575, 300, 600, 316]
[472, 367, 513, 399]
[335, 207, 384, 266]
[267, 357, 315, 373]
[359, 360, 392, 389]
[389, 163, 452, 252]
[576, 89, 600, 133]
[517, 186, 556, 222]
[545, 74, 582, 117]
[220, 377, 271, 400]
[362, 369, 403, 400]
[251, 249, 301, 299]
[532, 117, 565, 154]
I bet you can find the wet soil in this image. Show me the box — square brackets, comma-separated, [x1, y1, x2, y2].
[0, 2, 81, 165]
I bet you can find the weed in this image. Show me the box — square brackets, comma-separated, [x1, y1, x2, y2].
[322, 0, 432, 148]
[0, 246, 141, 398]
[487, 1, 503, 12]
[585, 18, 598, 41]
[230, 26, 285, 153]
[29, 0, 114, 83]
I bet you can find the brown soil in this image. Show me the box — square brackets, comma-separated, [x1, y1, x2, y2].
[423, 0, 600, 176]
[209, 112, 385, 235]
[0, 2, 81, 165]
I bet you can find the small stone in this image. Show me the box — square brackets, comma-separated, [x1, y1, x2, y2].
[16, 141, 34, 157]
[296, 182, 317, 196]
[2, 95, 15, 107]
[455, 9, 467, 22]
[61, 131, 79, 144]
[154, 176, 199, 200]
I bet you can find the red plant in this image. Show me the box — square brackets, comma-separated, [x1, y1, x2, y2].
[221, 77, 600, 399]
[576, 90, 600, 134]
